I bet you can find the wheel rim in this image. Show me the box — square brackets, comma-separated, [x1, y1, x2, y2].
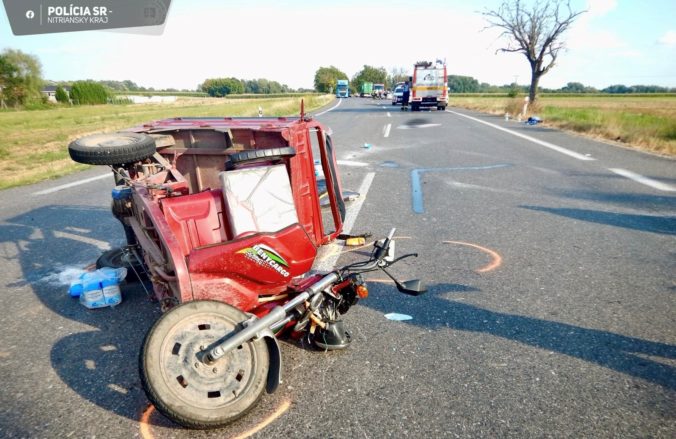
[156, 310, 261, 411]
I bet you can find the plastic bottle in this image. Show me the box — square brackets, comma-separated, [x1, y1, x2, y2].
[68, 282, 83, 298]
[79, 272, 106, 309]
[100, 268, 122, 306]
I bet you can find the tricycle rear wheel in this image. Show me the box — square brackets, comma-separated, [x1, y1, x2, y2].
[139, 300, 269, 429]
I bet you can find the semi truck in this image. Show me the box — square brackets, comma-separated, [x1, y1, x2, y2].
[359, 82, 373, 97]
[410, 60, 447, 111]
[336, 79, 350, 98]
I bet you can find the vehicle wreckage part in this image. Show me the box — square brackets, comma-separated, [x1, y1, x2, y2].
[140, 300, 270, 429]
[68, 132, 156, 165]
[224, 147, 296, 170]
[313, 320, 351, 350]
[96, 247, 147, 282]
[206, 272, 340, 363]
[220, 164, 299, 238]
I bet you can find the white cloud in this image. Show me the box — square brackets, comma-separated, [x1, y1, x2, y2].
[657, 30, 676, 46]
[586, 0, 617, 17]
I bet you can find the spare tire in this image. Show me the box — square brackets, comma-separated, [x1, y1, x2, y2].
[225, 147, 296, 170]
[69, 132, 156, 165]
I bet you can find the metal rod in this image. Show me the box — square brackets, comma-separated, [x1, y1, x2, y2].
[205, 272, 340, 363]
[206, 292, 309, 362]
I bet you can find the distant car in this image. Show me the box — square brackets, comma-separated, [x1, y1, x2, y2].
[391, 82, 405, 105]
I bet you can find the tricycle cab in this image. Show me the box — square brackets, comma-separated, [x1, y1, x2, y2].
[114, 115, 346, 311]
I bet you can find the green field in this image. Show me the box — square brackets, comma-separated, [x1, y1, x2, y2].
[1, 93, 674, 190]
[451, 94, 676, 156]
[0, 95, 334, 190]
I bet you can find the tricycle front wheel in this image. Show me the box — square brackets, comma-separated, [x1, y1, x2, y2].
[139, 300, 269, 429]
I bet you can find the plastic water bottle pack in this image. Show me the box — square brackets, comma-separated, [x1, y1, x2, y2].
[68, 267, 127, 309]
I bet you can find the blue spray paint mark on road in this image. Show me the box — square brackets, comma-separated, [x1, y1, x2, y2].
[411, 164, 512, 214]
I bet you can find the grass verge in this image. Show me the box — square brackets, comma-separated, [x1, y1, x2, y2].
[451, 95, 676, 156]
[0, 94, 334, 190]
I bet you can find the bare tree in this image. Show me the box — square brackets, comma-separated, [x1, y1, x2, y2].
[483, 0, 585, 104]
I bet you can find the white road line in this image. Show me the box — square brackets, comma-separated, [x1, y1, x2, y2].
[32, 173, 112, 196]
[446, 110, 595, 161]
[386, 112, 391, 117]
[315, 98, 343, 116]
[52, 231, 111, 251]
[337, 160, 369, 167]
[609, 168, 676, 192]
[383, 123, 392, 138]
[313, 172, 376, 272]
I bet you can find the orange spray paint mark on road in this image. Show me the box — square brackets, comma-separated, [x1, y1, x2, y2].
[139, 404, 155, 439]
[443, 241, 502, 273]
[365, 278, 395, 284]
[139, 399, 292, 439]
[230, 399, 292, 439]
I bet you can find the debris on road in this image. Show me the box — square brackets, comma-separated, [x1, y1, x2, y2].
[384, 313, 413, 321]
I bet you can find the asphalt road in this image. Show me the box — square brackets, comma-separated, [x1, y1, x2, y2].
[0, 97, 674, 438]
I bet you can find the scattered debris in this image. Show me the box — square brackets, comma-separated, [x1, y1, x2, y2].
[345, 237, 366, 246]
[384, 313, 413, 321]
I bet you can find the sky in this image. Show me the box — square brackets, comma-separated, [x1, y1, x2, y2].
[1, 0, 674, 90]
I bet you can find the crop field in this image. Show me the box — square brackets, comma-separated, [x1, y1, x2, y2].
[451, 94, 676, 156]
[0, 94, 334, 190]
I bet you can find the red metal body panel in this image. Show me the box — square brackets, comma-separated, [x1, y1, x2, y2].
[187, 224, 317, 311]
[121, 116, 343, 310]
[161, 189, 230, 256]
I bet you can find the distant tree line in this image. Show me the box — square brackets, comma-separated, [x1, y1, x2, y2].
[446, 76, 676, 94]
[2, 47, 675, 111]
[312, 65, 676, 96]
[199, 77, 293, 97]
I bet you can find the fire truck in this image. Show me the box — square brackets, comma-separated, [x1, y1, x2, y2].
[409, 60, 447, 111]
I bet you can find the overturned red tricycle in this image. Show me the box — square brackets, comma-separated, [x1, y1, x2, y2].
[68, 104, 425, 429]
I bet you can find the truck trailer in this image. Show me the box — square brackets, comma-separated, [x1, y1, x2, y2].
[359, 82, 373, 97]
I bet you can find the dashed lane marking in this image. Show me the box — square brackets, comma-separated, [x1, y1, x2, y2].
[609, 168, 676, 192]
[384, 123, 391, 138]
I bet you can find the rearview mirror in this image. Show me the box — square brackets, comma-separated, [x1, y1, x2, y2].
[396, 279, 427, 296]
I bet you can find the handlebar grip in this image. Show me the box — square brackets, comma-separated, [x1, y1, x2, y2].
[374, 229, 395, 261]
